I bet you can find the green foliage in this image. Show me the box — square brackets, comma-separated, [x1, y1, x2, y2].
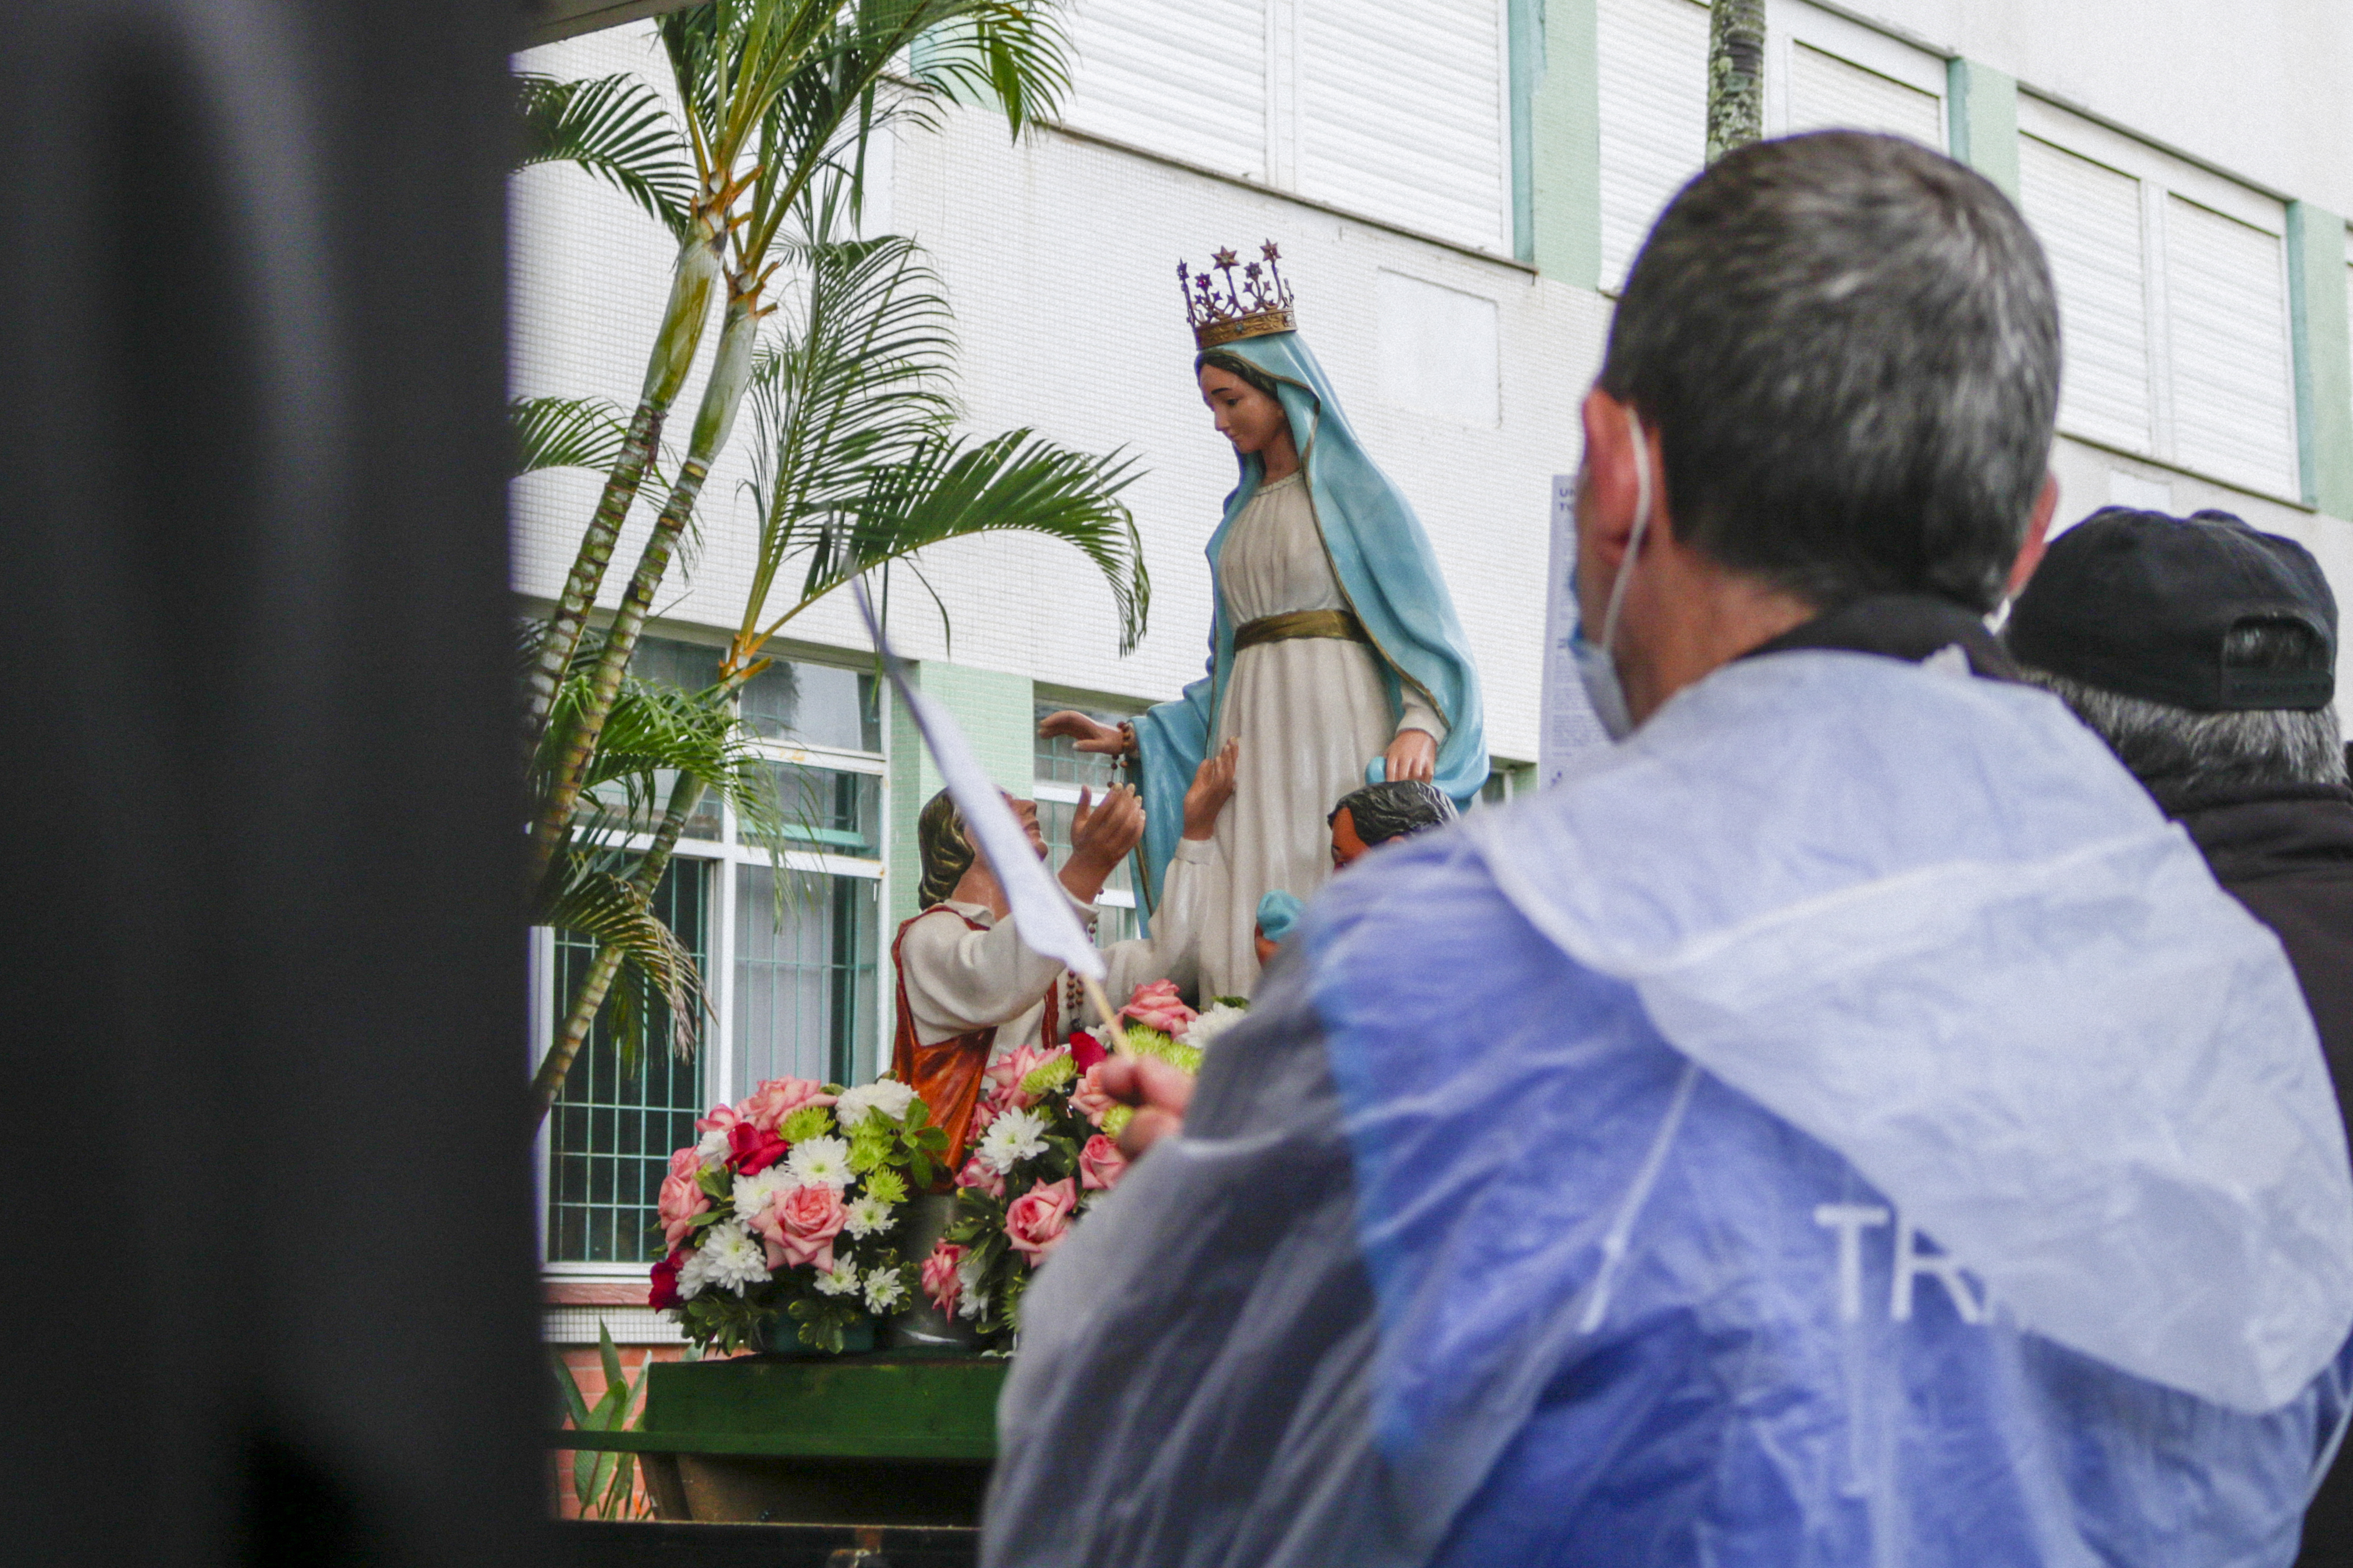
[509, 395, 633, 480]
[516, 71, 694, 239]
[550, 1321, 648, 1520]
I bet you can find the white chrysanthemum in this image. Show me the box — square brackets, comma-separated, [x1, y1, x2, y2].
[813, 1260, 862, 1298]
[785, 1135, 854, 1190]
[834, 1079, 917, 1129]
[696, 1127, 731, 1166]
[676, 1245, 718, 1302]
[956, 1285, 991, 1322]
[842, 1194, 896, 1239]
[863, 1266, 908, 1314]
[976, 1107, 1049, 1174]
[1185, 1002, 1247, 1052]
[697, 1221, 771, 1296]
[730, 1166, 793, 1220]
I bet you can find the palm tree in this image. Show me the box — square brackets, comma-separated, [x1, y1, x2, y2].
[523, 0, 1074, 901]
[1707, 0, 1766, 163]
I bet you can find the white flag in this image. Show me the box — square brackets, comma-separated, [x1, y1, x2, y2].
[852, 581, 1106, 981]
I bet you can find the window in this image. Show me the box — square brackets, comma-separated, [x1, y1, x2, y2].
[1767, 0, 1946, 152]
[539, 637, 887, 1270]
[1033, 696, 1143, 943]
[1596, 0, 1707, 290]
[545, 859, 710, 1266]
[1598, 0, 1946, 291]
[1060, 0, 1514, 254]
[2016, 97, 2298, 499]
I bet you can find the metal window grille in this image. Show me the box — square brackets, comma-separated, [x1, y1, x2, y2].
[546, 857, 710, 1264]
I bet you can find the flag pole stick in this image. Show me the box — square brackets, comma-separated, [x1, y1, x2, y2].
[1081, 975, 1133, 1058]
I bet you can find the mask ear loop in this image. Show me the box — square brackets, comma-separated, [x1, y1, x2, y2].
[1598, 405, 1654, 652]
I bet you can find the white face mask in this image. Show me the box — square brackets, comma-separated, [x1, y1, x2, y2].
[1568, 406, 1655, 742]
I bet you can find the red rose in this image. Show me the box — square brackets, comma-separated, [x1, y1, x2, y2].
[648, 1246, 689, 1310]
[727, 1119, 789, 1175]
[1069, 1028, 1107, 1073]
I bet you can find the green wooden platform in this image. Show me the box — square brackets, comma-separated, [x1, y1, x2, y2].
[549, 1353, 1007, 1527]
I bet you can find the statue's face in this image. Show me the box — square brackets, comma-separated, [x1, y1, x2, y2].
[1198, 365, 1290, 458]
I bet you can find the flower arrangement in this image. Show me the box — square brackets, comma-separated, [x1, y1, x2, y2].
[648, 1074, 951, 1354]
[922, 981, 1242, 1347]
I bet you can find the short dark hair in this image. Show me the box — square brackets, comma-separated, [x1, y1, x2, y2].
[1329, 779, 1456, 845]
[1600, 131, 2060, 613]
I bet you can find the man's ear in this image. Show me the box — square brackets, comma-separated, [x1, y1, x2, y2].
[1580, 387, 1641, 569]
[2005, 474, 2059, 599]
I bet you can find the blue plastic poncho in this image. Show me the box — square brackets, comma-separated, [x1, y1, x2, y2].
[1129, 332, 1486, 920]
[987, 649, 2353, 1566]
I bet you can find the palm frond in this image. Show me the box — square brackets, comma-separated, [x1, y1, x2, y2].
[741, 226, 959, 627]
[510, 395, 634, 479]
[516, 71, 695, 240]
[540, 672, 786, 850]
[811, 430, 1150, 653]
[539, 857, 706, 1063]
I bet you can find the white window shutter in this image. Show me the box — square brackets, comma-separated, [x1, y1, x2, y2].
[1060, 0, 1268, 180]
[1785, 41, 1943, 147]
[1597, 0, 1709, 289]
[1296, 0, 1508, 252]
[2165, 197, 2297, 497]
[2019, 134, 2151, 454]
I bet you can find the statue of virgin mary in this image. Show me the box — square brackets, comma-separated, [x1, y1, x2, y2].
[1043, 244, 1486, 999]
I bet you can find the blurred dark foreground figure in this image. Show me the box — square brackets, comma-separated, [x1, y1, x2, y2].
[2006, 506, 2353, 1565]
[984, 133, 2353, 1568]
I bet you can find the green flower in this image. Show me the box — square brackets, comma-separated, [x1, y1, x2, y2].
[1019, 1052, 1078, 1100]
[862, 1167, 908, 1206]
[779, 1104, 834, 1144]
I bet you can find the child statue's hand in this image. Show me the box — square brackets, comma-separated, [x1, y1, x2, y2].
[1182, 739, 1240, 841]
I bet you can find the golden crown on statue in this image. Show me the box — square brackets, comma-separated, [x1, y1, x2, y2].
[1180, 241, 1296, 349]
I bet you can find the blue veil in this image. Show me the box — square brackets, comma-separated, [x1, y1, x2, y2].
[1129, 331, 1486, 923]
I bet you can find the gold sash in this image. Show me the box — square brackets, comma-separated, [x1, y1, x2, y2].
[1233, 608, 1368, 652]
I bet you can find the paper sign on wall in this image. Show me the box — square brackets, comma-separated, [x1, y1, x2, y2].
[1539, 472, 1610, 788]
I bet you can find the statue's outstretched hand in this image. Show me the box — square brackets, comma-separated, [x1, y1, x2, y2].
[1062, 784, 1145, 902]
[1182, 739, 1239, 841]
[1039, 709, 1131, 758]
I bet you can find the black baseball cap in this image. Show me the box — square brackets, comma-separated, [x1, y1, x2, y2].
[2006, 508, 2337, 712]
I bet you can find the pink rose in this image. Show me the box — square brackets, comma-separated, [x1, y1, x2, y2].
[668, 1145, 702, 1181]
[921, 1240, 967, 1315]
[693, 1102, 742, 1137]
[1005, 1177, 1078, 1266]
[750, 1183, 847, 1274]
[740, 1076, 837, 1134]
[1078, 1134, 1127, 1192]
[986, 1045, 1053, 1108]
[968, 1096, 999, 1138]
[1121, 979, 1197, 1038]
[726, 1119, 789, 1176]
[956, 1155, 1005, 1199]
[1070, 1063, 1115, 1126]
[657, 1169, 711, 1248]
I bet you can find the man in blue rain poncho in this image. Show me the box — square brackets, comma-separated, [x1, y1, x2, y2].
[983, 132, 2353, 1567]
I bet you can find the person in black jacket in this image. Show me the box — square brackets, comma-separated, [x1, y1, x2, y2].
[2006, 505, 2353, 1567]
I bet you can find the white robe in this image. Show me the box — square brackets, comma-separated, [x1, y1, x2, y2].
[899, 838, 1213, 1057]
[1199, 473, 1443, 998]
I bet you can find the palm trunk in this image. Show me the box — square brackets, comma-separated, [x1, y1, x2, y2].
[526, 296, 762, 893]
[1706, 0, 1766, 164]
[522, 226, 725, 757]
[533, 769, 711, 1124]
